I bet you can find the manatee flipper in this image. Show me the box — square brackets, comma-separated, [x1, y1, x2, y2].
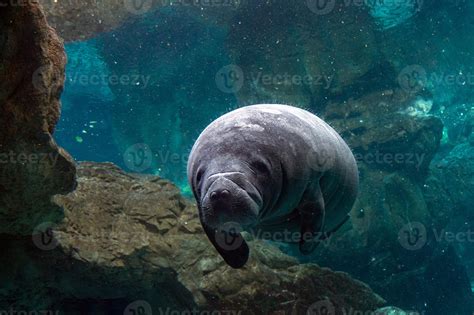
[298, 183, 326, 255]
[198, 209, 249, 269]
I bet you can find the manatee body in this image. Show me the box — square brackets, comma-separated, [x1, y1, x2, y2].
[187, 104, 359, 268]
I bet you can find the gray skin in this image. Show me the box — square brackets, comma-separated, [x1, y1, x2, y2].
[187, 104, 359, 268]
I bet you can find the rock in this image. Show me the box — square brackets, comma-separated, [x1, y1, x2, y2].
[226, 1, 381, 107]
[424, 140, 474, 283]
[0, 1, 76, 235]
[297, 166, 433, 274]
[324, 89, 443, 175]
[303, 89, 443, 271]
[428, 142, 474, 213]
[39, 0, 241, 42]
[378, 1, 474, 153]
[422, 140, 474, 239]
[0, 162, 386, 314]
[38, 0, 155, 42]
[373, 246, 473, 315]
[341, 167, 431, 258]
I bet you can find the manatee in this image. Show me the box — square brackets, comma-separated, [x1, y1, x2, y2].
[187, 104, 359, 268]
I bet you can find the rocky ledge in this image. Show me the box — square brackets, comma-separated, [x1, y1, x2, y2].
[1, 162, 386, 314]
[0, 1, 76, 236]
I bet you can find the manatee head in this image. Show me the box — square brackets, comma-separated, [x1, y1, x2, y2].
[190, 153, 278, 230]
[186, 111, 285, 268]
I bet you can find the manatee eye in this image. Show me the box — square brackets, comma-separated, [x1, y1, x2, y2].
[251, 160, 269, 174]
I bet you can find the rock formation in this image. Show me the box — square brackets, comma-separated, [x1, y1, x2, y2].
[39, 0, 154, 42]
[313, 89, 443, 261]
[226, 1, 382, 108]
[324, 89, 442, 175]
[424, 139, 474, 285]
[0, 1, 76, 235]
[1, 162, 386, 314]
[39, 0, 241, 42]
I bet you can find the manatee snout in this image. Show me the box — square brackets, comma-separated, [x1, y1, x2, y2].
[201, 174, 261, 229]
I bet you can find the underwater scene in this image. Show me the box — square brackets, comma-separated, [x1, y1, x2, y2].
[1, 0, 474, 314]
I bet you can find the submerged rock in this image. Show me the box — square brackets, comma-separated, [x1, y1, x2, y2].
[324, 89, 443, 175]
[0, 1, 76, 235]
[38, 0, 157, 42]
[424, 140, 474, 285]
[308, 89, 442, 263]
[226, 1, 382, 107]
[428, 141, 474, 213]
[39, 0, 240, 42]
[0, 162, 385, 314]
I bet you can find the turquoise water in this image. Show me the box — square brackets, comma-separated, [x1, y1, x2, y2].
[55, 1, 474, 313]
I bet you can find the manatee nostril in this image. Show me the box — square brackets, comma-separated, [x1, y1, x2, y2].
[210, 189, 231, 201]
[221, 189, 230, 198]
